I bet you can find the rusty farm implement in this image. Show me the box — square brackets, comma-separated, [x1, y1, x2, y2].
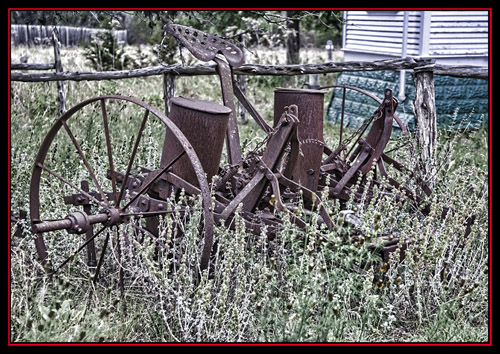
[28, 24, 432, 282]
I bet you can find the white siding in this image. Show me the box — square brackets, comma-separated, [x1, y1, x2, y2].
[342, 10, 489, 60]
[343, 11, 421, 56]
[428, 11, 489, 56]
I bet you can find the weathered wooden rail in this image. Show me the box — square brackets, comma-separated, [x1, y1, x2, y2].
[10, 57, 488, 82]
[10, 63, 56, 71]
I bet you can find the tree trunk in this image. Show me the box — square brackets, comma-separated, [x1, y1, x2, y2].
[412, 69, 437, 185]
[286, 11, 300, 65]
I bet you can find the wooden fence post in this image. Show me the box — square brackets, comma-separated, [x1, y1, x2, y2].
[412, 64, 438, 185]
[52, 29, 66, 115]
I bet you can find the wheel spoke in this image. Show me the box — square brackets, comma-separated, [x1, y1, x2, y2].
[115, 228, 125, 297]
[93, 227, 112, 284]
[49, 224, 108, 275]
[122, 150, 185, 211]
[81, 180, 97, 267]
[343, 113, 375, 159]
[61, 119, 110, 206]
[36, 162, 107, 208]
[101, 99, 118, 205]
[117, 109, 150, 205]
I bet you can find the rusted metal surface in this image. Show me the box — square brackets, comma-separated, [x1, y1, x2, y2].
[215, 57, 243, 165]
[274, 88, 326, 194]
[27, 24, 439, 281]
[273, 88, 325, 141]
[220, 105, 301, 221]
[161, 96, 231, 186]
[164, 23, 244, 68]
[164, 23, 244, 166]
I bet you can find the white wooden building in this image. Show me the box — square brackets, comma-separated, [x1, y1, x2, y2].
[341, 10, 489, 66]
[328, 10, 489, 130]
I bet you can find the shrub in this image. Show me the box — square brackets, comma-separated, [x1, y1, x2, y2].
[83, 31, 132, 71]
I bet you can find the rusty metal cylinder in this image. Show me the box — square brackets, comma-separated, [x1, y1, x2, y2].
[161, 96, 231, 187]
[273, 88, 326, 194]
[273, 87, 326, 142]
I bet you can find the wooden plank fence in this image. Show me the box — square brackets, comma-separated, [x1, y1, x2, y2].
[10, 24, 127, 47]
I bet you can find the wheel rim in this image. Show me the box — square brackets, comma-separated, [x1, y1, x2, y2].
[30, 95, 214, 274]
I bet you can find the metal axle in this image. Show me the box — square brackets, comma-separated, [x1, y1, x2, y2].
[32, 208, 121, 234]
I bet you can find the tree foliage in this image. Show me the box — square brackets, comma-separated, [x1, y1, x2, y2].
[11, 10, 343, 48]
[11, 10, 343, 68]
[10, 10, 126, 29]
[82, 31, 132, 71]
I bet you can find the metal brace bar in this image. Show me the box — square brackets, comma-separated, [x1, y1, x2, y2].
[214, 57, 242, 165]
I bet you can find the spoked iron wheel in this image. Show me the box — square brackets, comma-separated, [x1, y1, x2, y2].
[321, 84, 413, 157]
[29, 95, 215, 279]
[319, 85, 430, 206]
